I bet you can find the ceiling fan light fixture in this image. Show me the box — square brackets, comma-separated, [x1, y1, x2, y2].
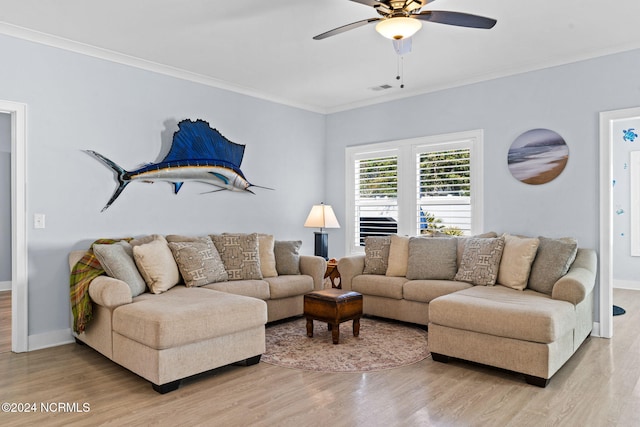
[375, 17, 422, 40]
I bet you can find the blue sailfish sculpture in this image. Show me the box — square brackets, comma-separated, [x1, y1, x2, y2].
[87, 119, 271, 212]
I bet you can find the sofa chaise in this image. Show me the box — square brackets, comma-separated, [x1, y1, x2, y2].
[69, 233, 326, 393]
[338, 233, 597, 386]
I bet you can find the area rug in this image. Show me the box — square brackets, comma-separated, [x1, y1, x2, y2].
[262, 317, 429, 373]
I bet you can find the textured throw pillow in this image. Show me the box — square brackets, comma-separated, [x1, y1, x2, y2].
[497, 234, 540, 290]
[168, 238, 228, 287]
[211, 233, 263, 280]
[133, 236, 180, 294]
[165, 234, 209, 243]
[274, 240, 302, 275]
[386, 235, 410, 277]
[363, 236, 391, 275]
[527, 237, 578, 295]
[406, 237, 458, 280]
[454, 236, 505, 286]
[456, 231, 498, 267]
[93, 241, 147, 297]
[258, 234, 278, 278]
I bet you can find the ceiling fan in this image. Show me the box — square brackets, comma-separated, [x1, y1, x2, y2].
[313, 0, 497, 41]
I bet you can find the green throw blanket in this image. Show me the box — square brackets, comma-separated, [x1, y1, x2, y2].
[70, 238, 126, 334]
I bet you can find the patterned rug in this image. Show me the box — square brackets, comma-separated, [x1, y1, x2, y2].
[262, 317, 429, 373]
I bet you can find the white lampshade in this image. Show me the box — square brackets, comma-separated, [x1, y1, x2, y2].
[304, 203, 340, 230]
[375, 17, 422, 40]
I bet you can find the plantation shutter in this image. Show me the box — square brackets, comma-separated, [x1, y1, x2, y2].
[354, 154, 398, 246]
[417, 147, 471, 235]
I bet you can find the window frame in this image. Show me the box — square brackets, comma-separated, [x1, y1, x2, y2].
[345, 130, 484, 255]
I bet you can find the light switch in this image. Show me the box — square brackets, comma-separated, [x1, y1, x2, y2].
[34, 213, 45, 229]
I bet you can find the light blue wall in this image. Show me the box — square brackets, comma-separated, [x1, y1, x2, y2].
[0, 113, 10, 282]
[326, 48, 640, 322]
[0, 34, 325, 339]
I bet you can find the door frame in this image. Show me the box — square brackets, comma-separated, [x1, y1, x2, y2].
[0, 100, 28, 352]
[598, 106, 640, 339]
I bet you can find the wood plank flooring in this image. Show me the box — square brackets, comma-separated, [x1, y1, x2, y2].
[0, 289, 638, 426]
[0, 290, 10, 353]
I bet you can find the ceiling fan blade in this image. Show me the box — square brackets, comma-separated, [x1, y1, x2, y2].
[349, 0, 386, 7]
[313, 18, 381, 40]
[415, 10, 497, 29]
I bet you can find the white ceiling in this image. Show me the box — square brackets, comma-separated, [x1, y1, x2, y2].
[1, 0, 639, 113]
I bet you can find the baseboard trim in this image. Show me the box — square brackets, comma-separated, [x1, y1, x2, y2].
[0, 281, 11, 291]
[613, 279, 640, 291]
[28, 328, 74, 351]
[591, 321, 601, 338]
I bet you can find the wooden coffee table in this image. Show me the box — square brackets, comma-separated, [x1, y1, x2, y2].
[304, 288, 363, 344]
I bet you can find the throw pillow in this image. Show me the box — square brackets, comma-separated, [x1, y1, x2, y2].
[497, 234, 540, 291]
[406, 237, 458, 280]
[93, 240, 147, 297]
[456, 231, 498, 267]
[165, 234, 209, 243]
[168, 238, 228, 287]
[211, 233, 263, 280]
[386, 235, 410, 277]
[527, 236, 578, 295]
[130, 234, 163, 247]
[454, 236, 505, 286]
[274, 240, 302, 275]
[362, 236, 391, 275]
[258, 234, 278, 278]
[133, 236, 180, 294]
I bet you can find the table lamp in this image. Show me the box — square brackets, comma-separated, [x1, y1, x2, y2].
[304, 202, 340, 260]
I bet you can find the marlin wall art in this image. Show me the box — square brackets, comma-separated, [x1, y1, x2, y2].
[87, 119, 272, 212]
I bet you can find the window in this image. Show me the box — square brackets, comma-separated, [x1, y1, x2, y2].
[416, 146, 471, 235]
[345, 131, 483, 254]
[353, 153, 398, 245]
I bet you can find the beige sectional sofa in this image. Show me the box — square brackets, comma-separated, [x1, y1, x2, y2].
[338, 233, 597, 386]
[69, 233, 326, 393]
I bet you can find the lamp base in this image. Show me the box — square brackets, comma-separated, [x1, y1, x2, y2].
[314, 232, 329, 260]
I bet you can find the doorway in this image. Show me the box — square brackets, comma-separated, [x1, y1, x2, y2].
[599, 106, 640, 339]
[0, 112, 10, 352]
[0, 100, 27, 353]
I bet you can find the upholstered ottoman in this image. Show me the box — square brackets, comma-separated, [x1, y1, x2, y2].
[111, 286, 267, 393]
[429, 285, 577, 387]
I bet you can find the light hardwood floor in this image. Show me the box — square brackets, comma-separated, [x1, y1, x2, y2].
[0, 291, 10, 353]
[0, 289, 638, 427]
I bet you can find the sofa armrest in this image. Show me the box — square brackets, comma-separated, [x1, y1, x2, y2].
[88, 276, 133, 308]
[337, 255, 366, 291]
[552, 248, 597, 305]
[299, 255, 327, 290]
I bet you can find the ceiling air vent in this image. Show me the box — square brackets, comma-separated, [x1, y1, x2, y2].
[370, 84, 393, 92]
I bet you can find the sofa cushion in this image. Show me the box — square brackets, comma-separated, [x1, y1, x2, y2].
[363, 236, 391, 275]
[203, 280, 270, 300]
[264, 275, 314, 299]
[429, 285, 576, 344]
[93, 241, 147, 297]
[386, 235, 409, 277]
[497, 234, 540, 291]
[274, 240, 302, 275]
[528, 237, 578, 295]
[211, 233, 263, 281]
[403, 279, 472, 303]
[133, 236, 180, 294]
[258, 234, 278, 278]
[454, 236, 505, 286]
[406, 237, 458, 280]
[168, 238, 228, 287]
[113, 286, 267, 350]
[352, 275, 407, 300]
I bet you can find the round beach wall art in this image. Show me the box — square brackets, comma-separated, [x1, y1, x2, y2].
[507, 128, 569, 185]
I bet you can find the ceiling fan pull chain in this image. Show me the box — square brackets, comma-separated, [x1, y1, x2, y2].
[396, 55, 405, 89]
